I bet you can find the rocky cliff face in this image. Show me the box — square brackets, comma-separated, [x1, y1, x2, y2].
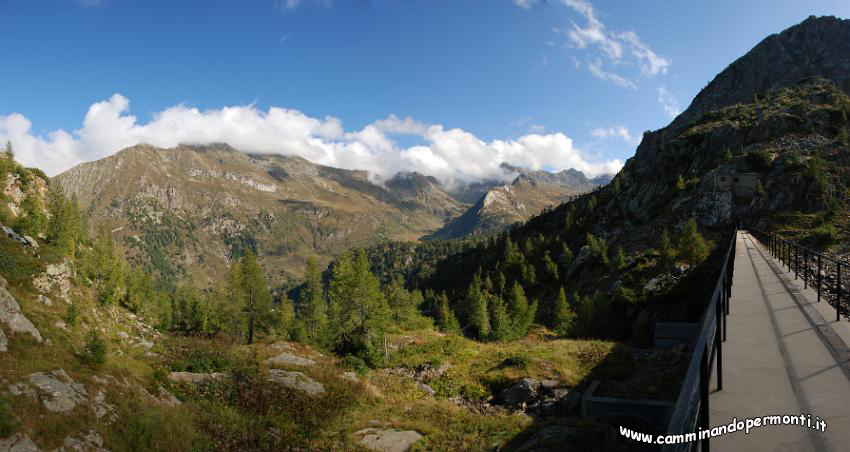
[430, 167, 609, 239]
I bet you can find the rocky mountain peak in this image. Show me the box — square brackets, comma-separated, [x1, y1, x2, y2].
[666, 15, 850, 137]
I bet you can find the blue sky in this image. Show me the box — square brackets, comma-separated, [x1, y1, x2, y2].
[1, 0, 849, 181]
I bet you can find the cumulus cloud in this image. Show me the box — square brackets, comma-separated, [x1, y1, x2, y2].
[0, 94, 622, 185]
[591, 125, 640, 145]
[657, 86, 681, 117]
[545, 0, 669, 88]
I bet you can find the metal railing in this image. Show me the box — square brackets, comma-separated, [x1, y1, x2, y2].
[662, 229, 736, 452]
[748, 229, 846, 322]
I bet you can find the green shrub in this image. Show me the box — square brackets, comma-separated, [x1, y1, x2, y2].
[63, 304, 80, 326]
[0, 394, 17, 438]
[341, 354, 369, 374]
[83, 331, 108, 366]
[500, 354, 531, 369]
[806, 224, 839, 249]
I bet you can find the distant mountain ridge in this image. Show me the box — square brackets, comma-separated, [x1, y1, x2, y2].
[429, 166, 611, 239]
[55, 143, 605, 284]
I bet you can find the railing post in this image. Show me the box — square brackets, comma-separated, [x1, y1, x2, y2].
[700, 344, 710, 452]
[805, 249, 809, 289]
[794, 245, 799, 279]
[716, 294, 723, 391]
[818, 255, 822, 302]
[837, 263, 842, 322]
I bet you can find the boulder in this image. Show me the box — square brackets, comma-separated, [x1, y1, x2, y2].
[340, 371, 360, 383]
[92, 389, 117, 423]
[0, 433, 40, 452]
[263, 352, 315, 367]
[57, 430, 108, 452]
[266, 369, 325, 396]
[566, 246, 592, 278]
[167, 372, 229, 385]
[499, 378, 540, 408]
[23, 236, 38, 248]
[644, 274, 675, 294]
[0, 326, 6, 352]
[0, 286, 43, 343]
[32, 259, 72, 302]
[36, 295, 52, 306]
[1, 226, 28, 246]
[352, 428, 424, 452]
[27, 369, 88, 413]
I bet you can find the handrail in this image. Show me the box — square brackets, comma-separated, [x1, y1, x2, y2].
[747, 229, 845, 322]
[662, 229, 736, 452]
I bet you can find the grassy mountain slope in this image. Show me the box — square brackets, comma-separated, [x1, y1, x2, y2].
[54, 143, 467, 288]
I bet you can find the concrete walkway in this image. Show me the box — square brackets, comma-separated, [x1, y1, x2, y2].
[709, 231, 850, 452]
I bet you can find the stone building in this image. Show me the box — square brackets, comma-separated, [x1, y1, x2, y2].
[712, 172, 760, 197]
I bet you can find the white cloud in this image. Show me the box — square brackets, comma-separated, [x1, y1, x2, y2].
[275, 0, 300, 12]
[0, 95, 622, 184]
[513, 0, 539, 9]
[587, 59, 636, 89]
[657, 86, 681, 117]
[590, 125, 640, 145]
[549, 0, 670, 88]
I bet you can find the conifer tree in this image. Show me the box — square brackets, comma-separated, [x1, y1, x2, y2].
[436, 292, 460, 333]
[560, 243, 574, 270]
[3, 141, 12, 161]
[240, 252, 277, 344]
[659, 229, 677, 271]
[507, 282, 536, 338]
[678, 219, 710, 266]
[543, 252, 559, 281]
[464, 274, 490, 339]
[328, 250, 391, 361]
[614, 246, 627, 270]
[552, 287, 576, 336]
[299, 256, 328, 343]
[487, 294, 511, 341]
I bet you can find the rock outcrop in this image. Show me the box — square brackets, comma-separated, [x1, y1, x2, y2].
[0, 286, 42, 344]
[263, 352, 316, 367]
[351, 427, 424, 452]
[26, 369, 87, 413]
[266, 369, 325, 396]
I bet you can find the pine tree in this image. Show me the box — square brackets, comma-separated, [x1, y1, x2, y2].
[299, 257, 328, 343]
[543, 252, 559, 281]
[659, 229, 677, 271]
[15, 193, 45, 237]
[436, 292, 460, 333]
[560, 243, 574, 270]
[507, 282, 536, 338]
[3, 141, 13, 161]
[552, 287, 576, 336]
[614, 246, 627, 270]
[487, 294, 511, 341]
[678, 219, 710, 266]
[240, 252, 277, 344]
[329, 250, 391, 362]
[464, 275, 490, 339]
[277, 292, 296, 339]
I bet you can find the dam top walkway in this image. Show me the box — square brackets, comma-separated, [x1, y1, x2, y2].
[708, 231, 850, 451]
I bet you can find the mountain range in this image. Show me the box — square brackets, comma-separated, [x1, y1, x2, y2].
[55, 143, 608, 286]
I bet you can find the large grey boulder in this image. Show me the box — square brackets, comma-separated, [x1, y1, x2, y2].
[263, 352, 315, 367]
[267, 369, 325, 396]
[352, 428, 424, 452]
[57, 430, 108, 452]
[0, 286, 42, 343]
[0, 433, 40, 452]
[27, 369, 88, 413]
[167, 372, 229, 385]
[499, 378, 540, 408]
[32, 259, 72, 302]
